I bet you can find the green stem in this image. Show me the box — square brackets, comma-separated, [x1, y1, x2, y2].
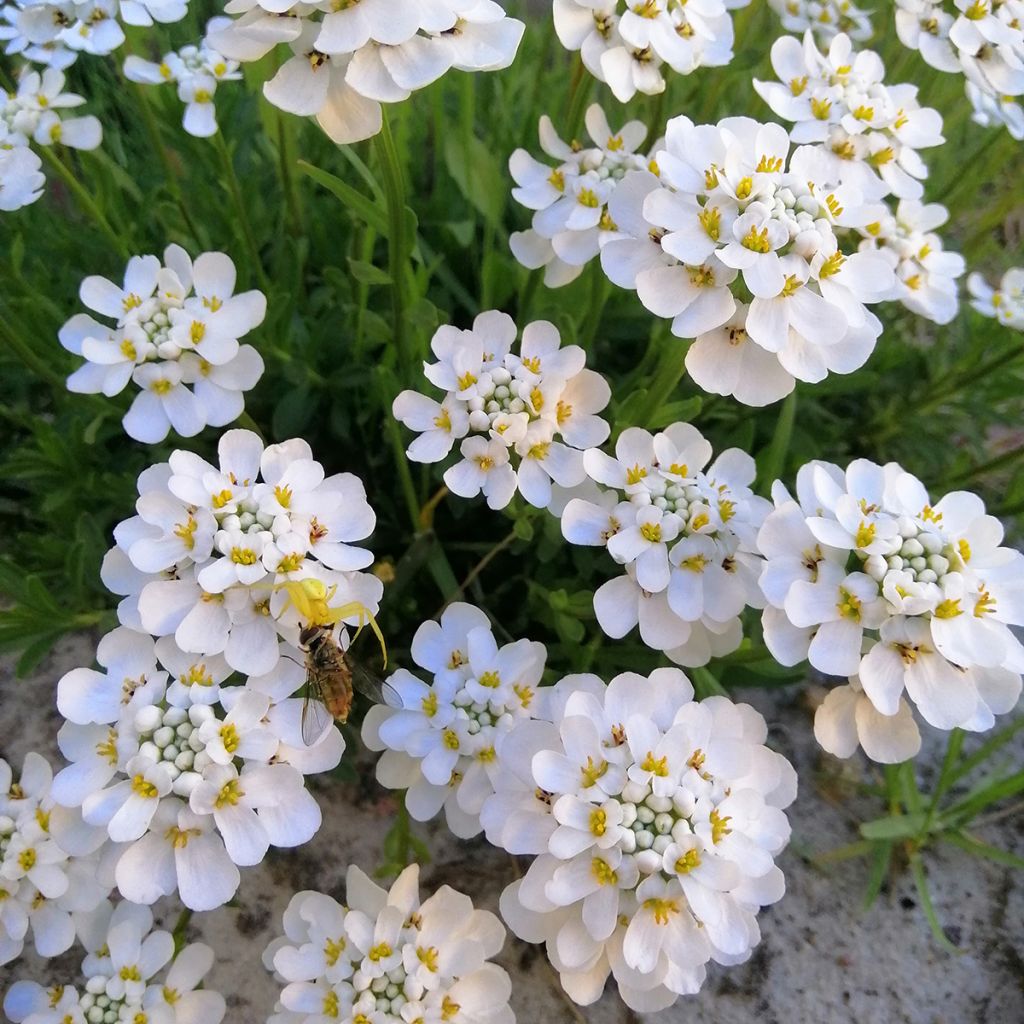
[0, 315, 68, 388]
[236, 410, 264, 440]
[38, 147, 131, 260]
[374, 113, 413, 383]
[275, 107, 304, 237]
[756, 389, 797, 492]
[873, 341, 1024, 444]
[944, 445, 1024, 486]
[691, 666, 728, 699]
[563, 57, 592, 139]
[171, 908, 193, 955]
[212, 131, 270, 294]
[384, 379, 422, 533]
[578, 265, 611, 351]
[127, 77, 203, 244]
[924, 728, 964, 834]
[517, 268, 542, 323]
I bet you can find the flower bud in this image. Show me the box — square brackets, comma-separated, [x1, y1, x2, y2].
[172, 771, 202, 798]
[135, 705, 162, 734]
[163, 706, 187, 727]
[635, 847, 661, 872]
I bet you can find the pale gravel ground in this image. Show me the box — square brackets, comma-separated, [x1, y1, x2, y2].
[2, 633, 1022, 1023]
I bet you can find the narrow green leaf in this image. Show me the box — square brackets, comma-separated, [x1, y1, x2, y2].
[948, 715, 1024, 787]
[859, 813, 929, 841]
[942, 831, 1024, 870]
[297, 160, 389, 235]
[909, 851, 963, 954]
[862, 840, 893, 909]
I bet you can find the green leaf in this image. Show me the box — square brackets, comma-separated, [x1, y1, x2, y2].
[909, 851, 963, 954]
[347, 258, 392, 286]
[756, 390, 797, 490]
[859, 813, 929, 841]
[942, 831, 1024, 870]
[862, 840, 893, 909]
[297, 160, 389, 235]
[648, 396, 703, 430]
[442, 133, 504, 228]
[272, 385, 315, 438]
[513, 516, 535, 542]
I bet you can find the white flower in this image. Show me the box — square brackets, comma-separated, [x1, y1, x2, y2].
[856, 199, 965, 325]
[4, 902, 225, 1024]
[967, 265, 1024, 329]
[759, 458, 1024, 760]
[509, 105, 658, 287]
[264, 863, 513, 1024]
[600, 115, 894, 403]
[60, 245, 267, 442]
[485, 670, 795, 1012]
[967, 78, 1024, 138]
[769, 0, 873, 41]
[10, 0, 188, 58]
[209, 0, 524, 144]
[814, 674, 923, 763]
[0, 143, 44, 210]
[54, 537, 351, 911]
[108, 429, 380, 676]
[895, 0, 1024, 134]
[553, 0, 748, 101]
[363, 602, 546, 838]
[753, 32, 945, 202]
[57, 626, 166, 725]
[2, 66, 102, 149]
[395, 312, 608, 511]
[560, 423, 768, 666]
[124, 18, 241, 137]
[0, 753, 112, 967]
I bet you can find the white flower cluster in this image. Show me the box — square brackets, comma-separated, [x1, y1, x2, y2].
[124, 18, 240, 139]
[896, 0, 1024, 139]
[509, 105, 658, 287]
[0, 140, 43, 211]
[600, 115, 894, 406]
[4, 902, 225, 1024]
[101, 428, 381, 677]
[2, 0, 187, 66]
[2, 66, 101, 150]
[59, 246, 266, 443]
[552, 0, 751, 102]
[760, 459, 1024, 763]
[392, 311, 611, 510]
[363, 602, 547, 839]
[768, 0, 873, 41]
[52, 623, 343, 911]
[208, 0, 524, 145]
[967, 266, 1024, 328]
[1, 66, 101, 211]
[966, 78, 1024, 137]
[0, 753, 113, 967]
[560, 424, 769, 665]
[855, 199, 965, 325]
[482, 670, 795, 1012]
[264, 864, 514, 1024]
[754, 33, 945, 203]
[753, 32, 965, 325]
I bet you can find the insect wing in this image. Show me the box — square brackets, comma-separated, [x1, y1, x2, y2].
[301, 676, 333, 747]
[349, 657, 401, 708]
